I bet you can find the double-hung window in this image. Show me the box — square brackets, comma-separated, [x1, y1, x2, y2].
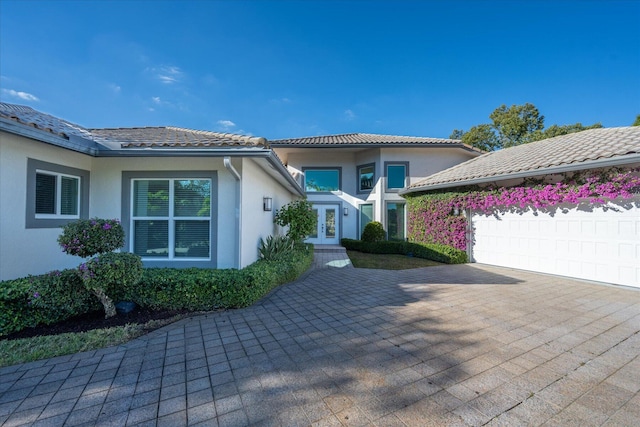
[35, 171, 80, 218]
[131, 178, 212, 260]
[303, 168, 341, 192]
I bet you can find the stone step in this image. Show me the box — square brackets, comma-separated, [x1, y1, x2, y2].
[313, 245, 346, 253]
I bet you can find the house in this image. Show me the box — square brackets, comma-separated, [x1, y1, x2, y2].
[401, 126, 640, 288]
[0, 103, 304, 281]
[271, 134, 482, 244]
[0, 102, 480, 281]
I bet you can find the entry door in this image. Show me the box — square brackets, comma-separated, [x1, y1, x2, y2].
[306, 204, 340, 245]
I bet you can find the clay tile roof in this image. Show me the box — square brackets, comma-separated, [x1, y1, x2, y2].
[89, 126, 268, 148]
[271, 132, 479, 151]
[404, 126, 640, 193]
[0, 102, 94, 140]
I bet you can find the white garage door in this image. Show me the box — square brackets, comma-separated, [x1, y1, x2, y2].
[471, 198, 640, 288]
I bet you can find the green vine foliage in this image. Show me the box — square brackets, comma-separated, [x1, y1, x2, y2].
[274, 199, 317, 242]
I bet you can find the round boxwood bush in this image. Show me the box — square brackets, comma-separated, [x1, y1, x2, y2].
[361, 221, 385, 242]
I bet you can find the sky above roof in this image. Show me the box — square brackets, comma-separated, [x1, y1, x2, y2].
[1, 0, 638, 140]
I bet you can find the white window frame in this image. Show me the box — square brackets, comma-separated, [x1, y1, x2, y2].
[130, 177, 212, 261]
[34, 170, 81, 219]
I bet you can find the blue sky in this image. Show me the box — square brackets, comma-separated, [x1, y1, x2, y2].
[1, 0, 639, 139]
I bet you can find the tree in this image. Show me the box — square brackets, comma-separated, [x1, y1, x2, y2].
[458, 124, 500, 152]
[530, 122, 602, 141]
[451, 103, 601, 151]
[274, 199, 316, 242]
[490, 103, 545, 147]
[633, 114, 640, 126]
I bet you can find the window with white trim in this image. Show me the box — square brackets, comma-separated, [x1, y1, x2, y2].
[34, 170, 80, 218]
[131, 178, 212, 260]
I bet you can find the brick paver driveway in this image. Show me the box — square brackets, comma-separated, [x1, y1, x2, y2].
[1, 264, 639, 426]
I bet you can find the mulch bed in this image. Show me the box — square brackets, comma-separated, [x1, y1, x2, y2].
[2, 307, 192, 341]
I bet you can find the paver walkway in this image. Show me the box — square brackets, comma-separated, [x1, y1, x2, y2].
[1, 252, 639, 426]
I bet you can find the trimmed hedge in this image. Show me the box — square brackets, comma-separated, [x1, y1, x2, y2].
[0, 244, 313, 337]
[0, 269, 100, 336]
[341, 238, 468, 264]
[126, 243, 314, 311]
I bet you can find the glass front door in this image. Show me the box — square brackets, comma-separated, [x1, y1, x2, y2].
[306, 204, 340, 245]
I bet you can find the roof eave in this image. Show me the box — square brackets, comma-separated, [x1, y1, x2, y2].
[400, 153, 640, 195]
[96, 147, 305, 196]
[0, 117, 100, 156]
[94, 147, 271, 157]
[271, 142, 482, 153]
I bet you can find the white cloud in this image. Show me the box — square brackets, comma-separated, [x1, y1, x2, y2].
[2, 88, 39, 101]
[108, 83, 121, 93]
[344, 109, 356, 121]
[152, 96, 161, 104]
[156, 65, 183, 84]
[217, 120, 236, 129]
[269, 97, 293, 105]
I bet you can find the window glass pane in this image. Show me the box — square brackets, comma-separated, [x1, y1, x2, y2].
[174, 180, 211, 217]
[175, 220, 210, 258]
[60, 176, 79, 215]
[359, 166, 374, 191]
[359, 204, 373, 238]
[325, 209, 336, 238]
[134, 180, 169, 216]
[309, 208, 318, 238]
[133, 220, 168, 257]
[35, 173, 56, 214]
[305, 170, 339, 192]
[387, 165, 406, 189]
[387, 203, 406, 241]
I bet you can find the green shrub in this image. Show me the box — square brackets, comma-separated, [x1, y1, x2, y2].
[361, 221, 385, 242]
[274, 199, 316, 242]
[0, 269, 99, 336]
[58, 218, 124, 257]
[258, 235, 295, 261]
[133, 243, 313, 310]
[0, 243, 313, 336]
[341, 238, 468, 264]
[79, 252, 143, 302]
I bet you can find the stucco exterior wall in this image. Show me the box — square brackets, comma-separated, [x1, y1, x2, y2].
[0, 132, 93, 280]
[0, 130, 298, 280]
[285, 150, 360, 240]
[282, 146, 477, 240]
[239, 158, 297, 267]
[91, 156, 238, 269]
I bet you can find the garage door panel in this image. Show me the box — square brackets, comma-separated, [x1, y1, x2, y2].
[471, 197, 640, 288]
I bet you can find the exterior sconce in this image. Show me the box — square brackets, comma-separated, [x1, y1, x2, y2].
[453, 207, 460, 216]
[343, 207, 349, 216]
[263, 197, 273, 211]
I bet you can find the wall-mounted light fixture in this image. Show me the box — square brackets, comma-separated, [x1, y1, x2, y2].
[343, 207, 349, 216]
[453, 207, 460, 216]
[263, 197, 273, 212]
